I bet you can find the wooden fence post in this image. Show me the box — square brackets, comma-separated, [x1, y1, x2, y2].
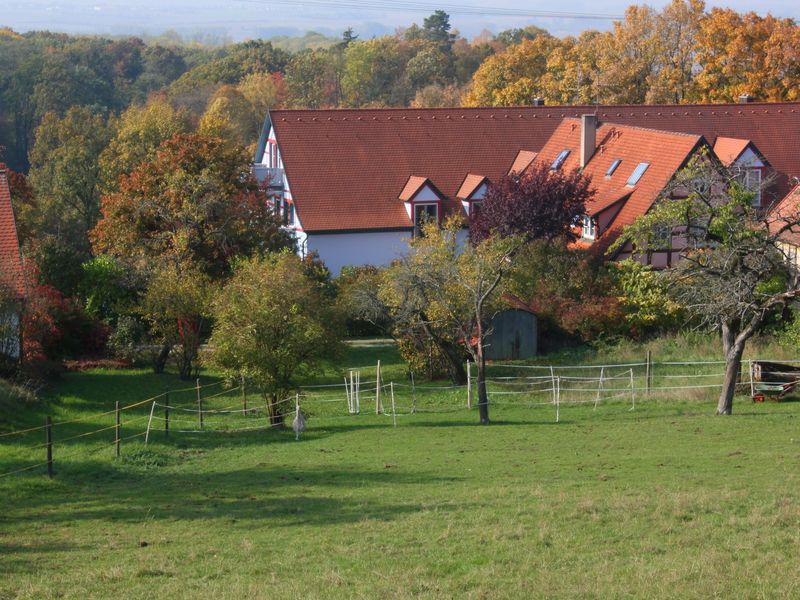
[196, 378, 203, 429]
[46, 416, 53, 478]
[241, 375, 247, 415]
[390, 382, 397, 428]
[115, 401, 121, 457]
[164, 392, 170, 437]
[645, 350, 652, 397]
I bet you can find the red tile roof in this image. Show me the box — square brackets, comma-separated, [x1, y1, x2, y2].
[267, 102, 800, 233]
[713, 137, 751, 167]
[508, 150, 537, 175]
[456, 174, 487, 200]
[533, 119, 704, 253]
[0, 165, 25, 299]
[398, 176, 431, 202]
[770, 184, 800, 245]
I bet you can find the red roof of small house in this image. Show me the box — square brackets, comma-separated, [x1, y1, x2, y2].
[533, 119, 705, 253]
[769, 184, 800, 246]
[0, 165, 25, 299]
[456, 174, 487, 200]
[713, 137, 752, 167]
[398, 176, 431, 202]
[508, 150, 538, 175]
[266, 102, 800, 234]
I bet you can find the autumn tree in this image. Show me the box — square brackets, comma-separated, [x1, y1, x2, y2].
[614, 157, 800, 415]
[92, 133, 293, 279]
[469, 161, 592, 243]
[382, 218, 521, 424]
[99, 95, 189, 192]
[211, 253, 344, 424]
[28, 106, 112, 255]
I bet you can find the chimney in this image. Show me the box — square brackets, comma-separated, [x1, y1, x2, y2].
[580, 114, 597, 169]
[532, 97, 545, 107]
[738, 94, 754, 103]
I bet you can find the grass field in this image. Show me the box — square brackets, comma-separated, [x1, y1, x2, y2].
[2, 338, 800, 598]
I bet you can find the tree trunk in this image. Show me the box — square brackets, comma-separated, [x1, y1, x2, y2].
[153, 342, 171, 374]
[476, 333, 490, 425]
[268, 393, 284, 426]
[717, 322, 744, 415]
[440, 340, 468, 386]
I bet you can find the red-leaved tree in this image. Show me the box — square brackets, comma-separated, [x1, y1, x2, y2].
[470, 161, 594, 243]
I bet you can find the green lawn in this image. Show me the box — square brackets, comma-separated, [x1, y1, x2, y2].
[2, 340, 800, 598]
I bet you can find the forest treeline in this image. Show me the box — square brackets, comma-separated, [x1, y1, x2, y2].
[3, 0, 800, 174]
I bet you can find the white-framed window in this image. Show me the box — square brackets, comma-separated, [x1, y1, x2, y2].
[582, 215, 596, 240]
[627, 162, 650, 186]
[743, 168, 762, 207]
[414, 203, 439, 229]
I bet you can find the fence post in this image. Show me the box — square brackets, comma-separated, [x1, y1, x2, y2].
[344, 375, 352, 413]
[390, 381, 397, 428]
[645, 350, 651, 397]
[749, 360, 755, 399]
[46, 416, 53, 478]
[550, 366, 556, 405]
[466, 361, 472, 409]
[555, 377, 560, 423]
[375, 360, 382, 414]
[410, 370, 417, 414]
[629, 369, 636, 411]
[145, 401, 156, 445]
[241, 375, 247, 416]
[115, 401, 121, 457]
[196, 378, 203, 430]
[594, 367, 604, 410]
[164, 392, 170, 437]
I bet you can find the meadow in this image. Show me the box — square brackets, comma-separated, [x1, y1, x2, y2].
[1, 337, 800, 599]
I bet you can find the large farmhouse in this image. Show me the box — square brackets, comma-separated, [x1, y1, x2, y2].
[253, 101, 800, 274]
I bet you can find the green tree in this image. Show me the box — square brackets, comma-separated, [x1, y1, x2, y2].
[382, 218, 521, 424]
[28, 106, 112, 254]
[211, 253, 344, 424]
[613, 156, 800, 415]
[99, 95, 189, 192]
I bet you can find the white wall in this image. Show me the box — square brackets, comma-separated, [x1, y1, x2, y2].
[307, 231, 412, 275]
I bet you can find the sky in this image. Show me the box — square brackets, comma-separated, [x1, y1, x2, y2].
[3, 0, 800, 42]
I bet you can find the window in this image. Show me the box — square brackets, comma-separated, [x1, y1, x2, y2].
[742, 168, 762, 207]
[284, 201, 294, 226]
[471, 201, 482, 218]
[606, 159, 622, 177]
[582, 215, 596, 240]
[551, 149, 570, 171]
[627, 162, 650, 186]
[654, 225, 671, 249]
[414, 203, 439, 229]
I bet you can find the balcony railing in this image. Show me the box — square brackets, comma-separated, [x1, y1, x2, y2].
[252, 165, 285, 190]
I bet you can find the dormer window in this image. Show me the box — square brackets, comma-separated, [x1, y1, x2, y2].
[739, 168, 762, 207]
[414, 204, 438, 229]
[627, 162, 650, 186]
[606, 159, 622, 177]
[551, 149, 570, 171]
[582, 215, 596, 240]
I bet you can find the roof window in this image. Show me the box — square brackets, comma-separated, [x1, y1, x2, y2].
[626, 162, 650, 186]
[606, 159, 622, 177]
[551, 149, 570, 171]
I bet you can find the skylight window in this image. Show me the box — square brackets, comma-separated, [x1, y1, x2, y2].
[626, 162, 650, 186]
[551, 149, 570, 171]
[606, 159, 622, 177]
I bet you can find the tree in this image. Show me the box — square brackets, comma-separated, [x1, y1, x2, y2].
[613, 156, 800, 415]
[98, 96, 189, 192]
[382, 218, 520, 424]
[469, 161, 593, 243]
[211, 253, 344, 424]
[92, 133, 294, 279]
[28, 106, 112, 253]
[141, 263, 211, 378]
